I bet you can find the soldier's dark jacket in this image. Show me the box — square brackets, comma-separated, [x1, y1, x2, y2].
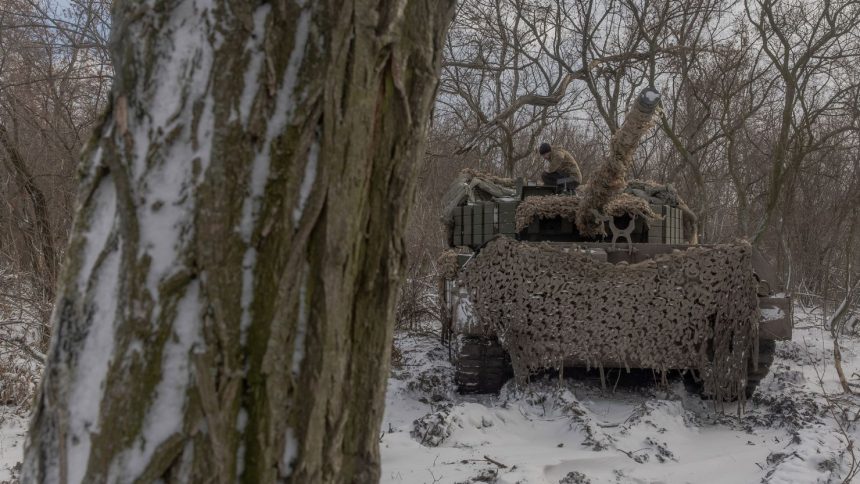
[547, 148, 582, 184]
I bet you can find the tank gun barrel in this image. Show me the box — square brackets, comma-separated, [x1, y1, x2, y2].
[575, 87, 661, 236]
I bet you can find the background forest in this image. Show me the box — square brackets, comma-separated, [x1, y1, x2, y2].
[405, 0, 860, 339]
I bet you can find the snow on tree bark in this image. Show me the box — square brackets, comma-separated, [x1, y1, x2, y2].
[22, 0, 455, 482]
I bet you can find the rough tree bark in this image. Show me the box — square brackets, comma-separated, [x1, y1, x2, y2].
[23, 0, 455, 482]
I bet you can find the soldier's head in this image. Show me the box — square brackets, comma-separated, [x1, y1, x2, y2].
[539, 142, 551, 160]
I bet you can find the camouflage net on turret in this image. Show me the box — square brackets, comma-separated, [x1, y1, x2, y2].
[627, 180, 698, 241]
[441, 169, 517, 225]
[515, 192, 660, 233]
[460, 237, 759, 402]
[459, 168, 515, 188]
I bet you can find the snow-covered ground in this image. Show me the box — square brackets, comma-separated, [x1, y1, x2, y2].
[0, 272, 43, 483]
[0, 308, 856, 483]
[382, 308, 860, 484]
[0, 411, 25, 482]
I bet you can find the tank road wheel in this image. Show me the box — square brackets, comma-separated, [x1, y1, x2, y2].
[455, 335, 513, 394]
[745, 339, 776, 398]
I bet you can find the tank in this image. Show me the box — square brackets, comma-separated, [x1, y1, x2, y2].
[439, 88, 792, 402]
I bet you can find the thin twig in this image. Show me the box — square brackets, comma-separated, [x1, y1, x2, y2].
[483, 455, 508, 469]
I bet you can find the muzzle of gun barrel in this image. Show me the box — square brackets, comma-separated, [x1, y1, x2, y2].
[638, 87, 661, 113]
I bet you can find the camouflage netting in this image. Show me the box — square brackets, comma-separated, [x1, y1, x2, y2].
[460, 237, 759, 402]
[514, 192, 660, 233]
[441, 169, 517, 225]
[627, 180, 698, 242]
[515, 195, 581, 233]
[626, 180, 682, 205]
[437, 249, 461, 280]
[459, 168, 515, 188]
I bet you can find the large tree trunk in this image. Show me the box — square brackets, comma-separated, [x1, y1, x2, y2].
[23, 1, 455, 482]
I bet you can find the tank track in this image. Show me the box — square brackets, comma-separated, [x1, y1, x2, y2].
[455, 335, 513, 394]
[745, 339, 776, 398]
[453, 336, 775, 398]
[683, 339, 776, 399]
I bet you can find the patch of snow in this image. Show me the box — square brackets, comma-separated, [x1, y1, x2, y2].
[280, 428, 298, 477]
[240, 0, 311, 237]
[196, 91, 216, 175]
[237, 4, 271, 125]
[762, 424, 847, 483]
[122, 0, 217, 296]
[0, 411, 26, 481]
[235, 407, 249, 479]
[291, 139, 319, 226]
[235, 442, 246, 480]
[77, 178, 117, 288]
[112, 281, 203, 481]
[236, 408, 248, 432]
[127, 339, 144, 357]
[291, 264, 309, 376]
[643, 89, 660, 103]
[761, 307, 785, 321]
[67, 248, 121, 484]
[238, 1, 312, 342]
[87, 146, 103, 177]
[239, 248, 257, 344]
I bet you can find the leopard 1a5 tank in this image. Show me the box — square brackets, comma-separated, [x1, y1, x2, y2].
[439, 88, 792, 402]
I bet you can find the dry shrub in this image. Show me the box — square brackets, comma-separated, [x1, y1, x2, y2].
[0, 269, 46, 411]
[395, 260, 440, 333]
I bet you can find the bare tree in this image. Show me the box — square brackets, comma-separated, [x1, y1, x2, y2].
[745, 0, 860, 244]
[0, 0, 112, 352]
[439, 0, 582, 176]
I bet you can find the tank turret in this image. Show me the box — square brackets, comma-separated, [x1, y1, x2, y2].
[576, 88, 662, 236]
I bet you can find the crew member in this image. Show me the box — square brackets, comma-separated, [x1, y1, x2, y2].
[539, 142, 582, 191]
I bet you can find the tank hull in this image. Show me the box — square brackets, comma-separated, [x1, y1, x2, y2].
[444, 239, 792, 398]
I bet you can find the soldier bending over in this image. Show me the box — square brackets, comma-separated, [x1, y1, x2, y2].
[539, 142, 582, 191]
